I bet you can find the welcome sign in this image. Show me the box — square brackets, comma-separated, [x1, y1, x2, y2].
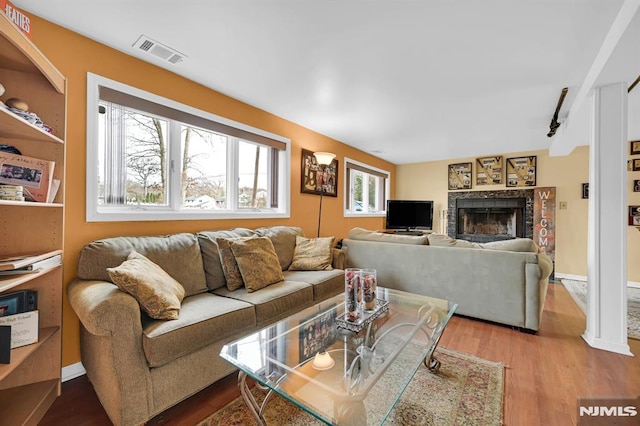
[533, 187, 556, 264]
[0, 0, 30, 38]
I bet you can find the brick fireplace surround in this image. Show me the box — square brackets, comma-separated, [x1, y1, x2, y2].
[447, 189, 534, 242]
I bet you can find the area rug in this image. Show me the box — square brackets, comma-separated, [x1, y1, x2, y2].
[561, 279, 640, 340]
[198, 348, 504, 426]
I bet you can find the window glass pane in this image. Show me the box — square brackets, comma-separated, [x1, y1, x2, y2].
[238, 140, 269, 209]
[353, 171, 364, 211]
[98, 102, 168, 206]
[368, 175, 377, 211]
[181, 126, 227, 209]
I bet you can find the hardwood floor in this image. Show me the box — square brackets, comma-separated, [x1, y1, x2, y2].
[40, 283, 640, 425]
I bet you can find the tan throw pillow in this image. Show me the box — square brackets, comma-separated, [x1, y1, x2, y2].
[229, 237, 285, 292]
[216, 237, 250, 291]
[107, 251, 185, 320]
[427, 233, 481, 249]
[288, 236, 334, 271]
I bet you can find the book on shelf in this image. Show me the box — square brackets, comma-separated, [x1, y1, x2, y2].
[0, 310, 39, 349]
[0, 195, 25, 202]
[0, 250, 62, 272]
[0, 184, 23, 197]
[0, 254, 61, 275]
[0, 152, 55, 203]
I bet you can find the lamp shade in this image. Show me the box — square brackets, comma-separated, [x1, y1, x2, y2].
[313, 152, 336, 166]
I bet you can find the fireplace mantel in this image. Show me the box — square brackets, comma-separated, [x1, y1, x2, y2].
[447, 189, 534, 241]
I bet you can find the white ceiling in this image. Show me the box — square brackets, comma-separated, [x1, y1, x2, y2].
[12, 0, 637, 164]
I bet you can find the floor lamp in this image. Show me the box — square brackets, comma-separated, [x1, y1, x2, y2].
[313, 152, 336, 237]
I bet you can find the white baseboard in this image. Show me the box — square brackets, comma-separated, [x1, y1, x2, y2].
[554, 272, 640, 289]
[62, 362, 86, 382]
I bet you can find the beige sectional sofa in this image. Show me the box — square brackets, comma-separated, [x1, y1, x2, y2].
[67, 226, 345, 426]
[342, 228, 553, 333]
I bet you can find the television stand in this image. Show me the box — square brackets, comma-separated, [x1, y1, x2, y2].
[384, 229, 427, 236]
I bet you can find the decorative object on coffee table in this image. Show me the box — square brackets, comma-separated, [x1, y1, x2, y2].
[475, 155, 503, 185]
[448, 162, 472, 190]
[506, 155, 537, 187]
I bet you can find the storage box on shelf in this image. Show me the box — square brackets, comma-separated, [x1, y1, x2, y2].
[0, 12, 65, 425]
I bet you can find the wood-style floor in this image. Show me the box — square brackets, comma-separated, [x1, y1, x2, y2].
[40, 283, 640, 425]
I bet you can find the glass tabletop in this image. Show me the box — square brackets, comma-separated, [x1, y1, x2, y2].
[220, 287, 457, 425]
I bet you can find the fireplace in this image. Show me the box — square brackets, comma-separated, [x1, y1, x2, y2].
[456, 198, 525, 243]
[447, 189, 534, 243]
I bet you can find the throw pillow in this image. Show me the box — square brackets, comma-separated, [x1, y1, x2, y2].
[348, 227, 428, 245]
[288, 236, 334, 271]
[229, 237, 285, 292]
[427, 233, 481, 249]
[106, 251, 185, 320]
[480, 238, 538, 253]
[216, 236, 254, 291]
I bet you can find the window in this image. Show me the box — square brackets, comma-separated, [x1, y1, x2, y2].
[344, 158, 390, 216]
[87, 73, 290, 221]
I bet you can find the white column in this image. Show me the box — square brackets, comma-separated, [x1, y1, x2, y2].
[584, 83, 632, 356]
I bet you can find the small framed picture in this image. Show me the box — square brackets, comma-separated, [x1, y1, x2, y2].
[631, 140, 640, 155]
[506, 156, 537, 187]
[629, 205, 640, 226]
[448, 162, 472, 190]
[633, 158, 640, 172]
[475, 156, 503, 185]
[634, 180, 640, 192]
[581, 183, 589, 199]
[301, 149, 338, 197]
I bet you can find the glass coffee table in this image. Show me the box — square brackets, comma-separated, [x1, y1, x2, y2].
[220, 287, 457, 425]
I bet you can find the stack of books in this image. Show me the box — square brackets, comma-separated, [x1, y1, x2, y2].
[0, 184, 24, 202]
[0, 251, 62, 275]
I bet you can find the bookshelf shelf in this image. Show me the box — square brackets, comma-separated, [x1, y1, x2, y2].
[0, 11, 65, 424]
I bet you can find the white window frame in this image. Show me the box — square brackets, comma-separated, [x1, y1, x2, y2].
[86, 73, 290, 222]
[343, 157, 390, 217]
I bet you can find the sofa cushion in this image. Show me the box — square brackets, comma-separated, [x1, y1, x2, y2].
[288, 236, 334, 271]
[348, 227, 428, 245]
[107, 251, 186, 320]
[480, 238, 538, 253]
[142, 293, 255, 367]
[197, 228, 257, 290]
[255, 226, 304, 270]
[427, 233, 482, 248]
[78, 233, 208, 297]
[284, 269, 344, 301]
[213, 280, 313, 326]
[230, 237, 285, 292]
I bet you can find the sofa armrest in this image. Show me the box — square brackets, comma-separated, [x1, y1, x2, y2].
[537, 252, 553, 281]
[332, 248, 346, 270]
[67, 278, 152, 425]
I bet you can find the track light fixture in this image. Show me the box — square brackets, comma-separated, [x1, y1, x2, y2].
[547, 87, 568, 138]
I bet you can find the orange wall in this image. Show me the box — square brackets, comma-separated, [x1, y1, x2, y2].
[27, 16, 394, 367]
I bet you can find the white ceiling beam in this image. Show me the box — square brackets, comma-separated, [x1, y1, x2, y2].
[549, 0, 640, 157]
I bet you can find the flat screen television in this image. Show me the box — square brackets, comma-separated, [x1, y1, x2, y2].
[385, 199, 434, 231]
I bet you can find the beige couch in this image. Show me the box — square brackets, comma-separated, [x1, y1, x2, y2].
[68, 226, 345, 426]
[342, 228, 553, 332]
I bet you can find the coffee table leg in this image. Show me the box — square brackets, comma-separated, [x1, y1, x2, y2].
[238, 371, 268, 426]
[423, 328, 444, 372]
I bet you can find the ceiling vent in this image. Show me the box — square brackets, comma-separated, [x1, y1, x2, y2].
[132, 35, 186, 64]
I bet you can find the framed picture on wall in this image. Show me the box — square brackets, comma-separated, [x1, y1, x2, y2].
[631, 140, 640, 155]
[581, 183, 589, 199]
[634, 180, 640, 192]
[506, 156, 537, 187]
[448, 162, 472, 190]
[475, 156, 503, 185]
[629, 205, 640, 226]
[633, 158, 640, 172]
[301, 149, 338, 197]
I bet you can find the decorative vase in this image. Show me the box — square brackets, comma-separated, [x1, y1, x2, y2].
[344, 268, 363, 322]
[361, 269, 377, 311]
